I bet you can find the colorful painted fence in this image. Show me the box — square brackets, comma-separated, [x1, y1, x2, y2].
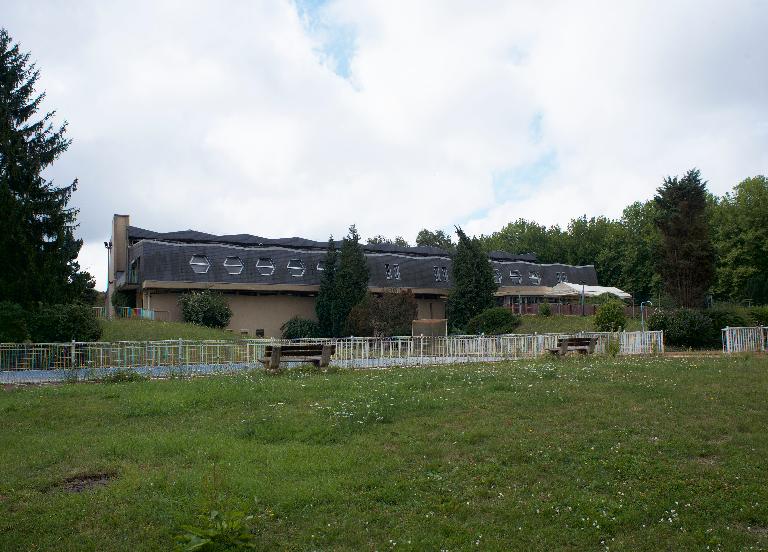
[722, 326, 768, 353]
[0, 331, 664, 383]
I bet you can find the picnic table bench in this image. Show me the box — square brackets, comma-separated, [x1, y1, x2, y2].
[259, 344, 336, 372]
[547, 336, 598, 356]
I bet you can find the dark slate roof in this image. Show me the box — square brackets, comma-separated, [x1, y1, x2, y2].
[127, 239, 597, 291]
[126, 225, 536, 261]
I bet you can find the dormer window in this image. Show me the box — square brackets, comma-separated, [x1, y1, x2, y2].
[189, 255, 210, 274]
[223, 256, 244, 275]
[560, 272, 568, 283]
[392, 264, 400, 280]
[287, 259, 305, 277]
[433, 266, 440, 282]
[440, 267, 448, 282]
[255, 258, 275, 276]
[529, 271, 541, 285]
[493, 268, 502, 284]
[384, 263, 392, 280]
[509, 270, 522, 284]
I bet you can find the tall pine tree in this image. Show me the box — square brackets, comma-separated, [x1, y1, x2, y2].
[333, 225, 370, 336]
[0, 28, 94, 307]
[315, 235, 338, 337]
[654, 168, 715, 308]
[447, 227, 497, 331]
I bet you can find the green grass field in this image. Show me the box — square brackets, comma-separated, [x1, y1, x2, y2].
[99, 319, 236, 342]
[1, 356, 766, 550]
[100, 315, 642, 342]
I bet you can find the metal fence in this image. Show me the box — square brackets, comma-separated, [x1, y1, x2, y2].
[0, 331, 664, 382]
[722, 326, 768, 353]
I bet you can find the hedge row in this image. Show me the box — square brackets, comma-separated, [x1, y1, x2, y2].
[647, 306, 763, 349]
[0, 302, 102, 343]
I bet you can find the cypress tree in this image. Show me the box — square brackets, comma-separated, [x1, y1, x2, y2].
[447, 226, 497, 331]
[315, 235, 338, 337]
[654, 168, 715, 307]
[334, 225, 370, 336]
[0, 28, 94, 306]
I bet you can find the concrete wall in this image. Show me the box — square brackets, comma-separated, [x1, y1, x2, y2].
[416, 298, 446, 320]
[146, 291, 317, 338]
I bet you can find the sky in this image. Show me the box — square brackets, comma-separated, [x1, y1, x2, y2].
[3, 0, 767, 290]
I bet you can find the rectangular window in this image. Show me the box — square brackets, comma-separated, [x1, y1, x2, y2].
[440, 266, 448, 282]
[384, 263, 392, 280]
[433, 266, 440, 282]
[555, 271, 561, 282]
[529, 271, 541, 285]
[393, 264, 400, 280]
[561, 272, 568, 282]
[493, 268, 502, 284]
[509, 270, 522, 284]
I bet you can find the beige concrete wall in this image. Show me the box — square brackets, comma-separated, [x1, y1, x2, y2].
[146, 291, 317, 338]
[416, 299, 446, 320]
[111, 214, 130, 276]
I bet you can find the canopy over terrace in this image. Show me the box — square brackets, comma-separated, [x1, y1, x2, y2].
[551, 282, 632, 300]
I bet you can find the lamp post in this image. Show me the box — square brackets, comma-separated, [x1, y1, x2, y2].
[640, 301, 653, 333]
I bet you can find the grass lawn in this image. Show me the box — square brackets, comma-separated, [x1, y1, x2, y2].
[99, 315, 643, 343]
[99, 319, 236, 342]
[2, 356, 766, 550]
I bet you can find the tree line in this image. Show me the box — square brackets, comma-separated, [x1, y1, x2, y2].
[416, 171, 767, 307]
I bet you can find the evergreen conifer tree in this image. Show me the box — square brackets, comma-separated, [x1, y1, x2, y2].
[315, 235, 338, 337]
[447, 226, 497, 331]
[654, 168, 715, 307]
[334, 225, 370, 335]
[0, 28, 95, 306]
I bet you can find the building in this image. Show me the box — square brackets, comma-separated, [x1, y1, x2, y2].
[106, 214, 602, 336]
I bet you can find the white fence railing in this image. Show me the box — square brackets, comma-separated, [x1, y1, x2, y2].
[0, 331, 663, 376]
[722, 326, 768, 353]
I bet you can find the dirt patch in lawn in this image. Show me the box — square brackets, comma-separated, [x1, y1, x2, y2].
[58, 472, 116, 493]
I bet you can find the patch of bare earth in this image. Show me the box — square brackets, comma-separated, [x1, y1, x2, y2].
[59, 472, 115, 493]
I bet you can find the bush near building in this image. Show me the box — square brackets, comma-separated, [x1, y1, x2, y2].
[594, 300, 626, 331]
[347, 291, 418, 337]
[280, 317, 321, 339]
[538, 302, 552, 317]
[178, 290, 232, 329]
[465, 307, 521, 335]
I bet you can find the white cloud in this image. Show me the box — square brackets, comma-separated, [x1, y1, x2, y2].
[2, 0, 766, 290]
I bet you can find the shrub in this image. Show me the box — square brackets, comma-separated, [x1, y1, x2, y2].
[538, 302, 552, 317]
[280, 317, 321, 339]
[650, 308, 714, 348]
[594, 300, 626, 332]
[28, 304, 102, 342]
[111, 290, 135, 309]
[465, 307, 521, 335]
[346, 291, 418, 337]
[703, 306, 752, 332]
[0, 301, 30, 342]
[178, 291, 232, 329]
[748, 306, 768, 326]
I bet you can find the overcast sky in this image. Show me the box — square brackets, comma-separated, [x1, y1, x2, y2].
[4, 1, 767, 290]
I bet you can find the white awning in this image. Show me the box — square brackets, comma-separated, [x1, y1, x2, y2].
[552, 282, 632, 300]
